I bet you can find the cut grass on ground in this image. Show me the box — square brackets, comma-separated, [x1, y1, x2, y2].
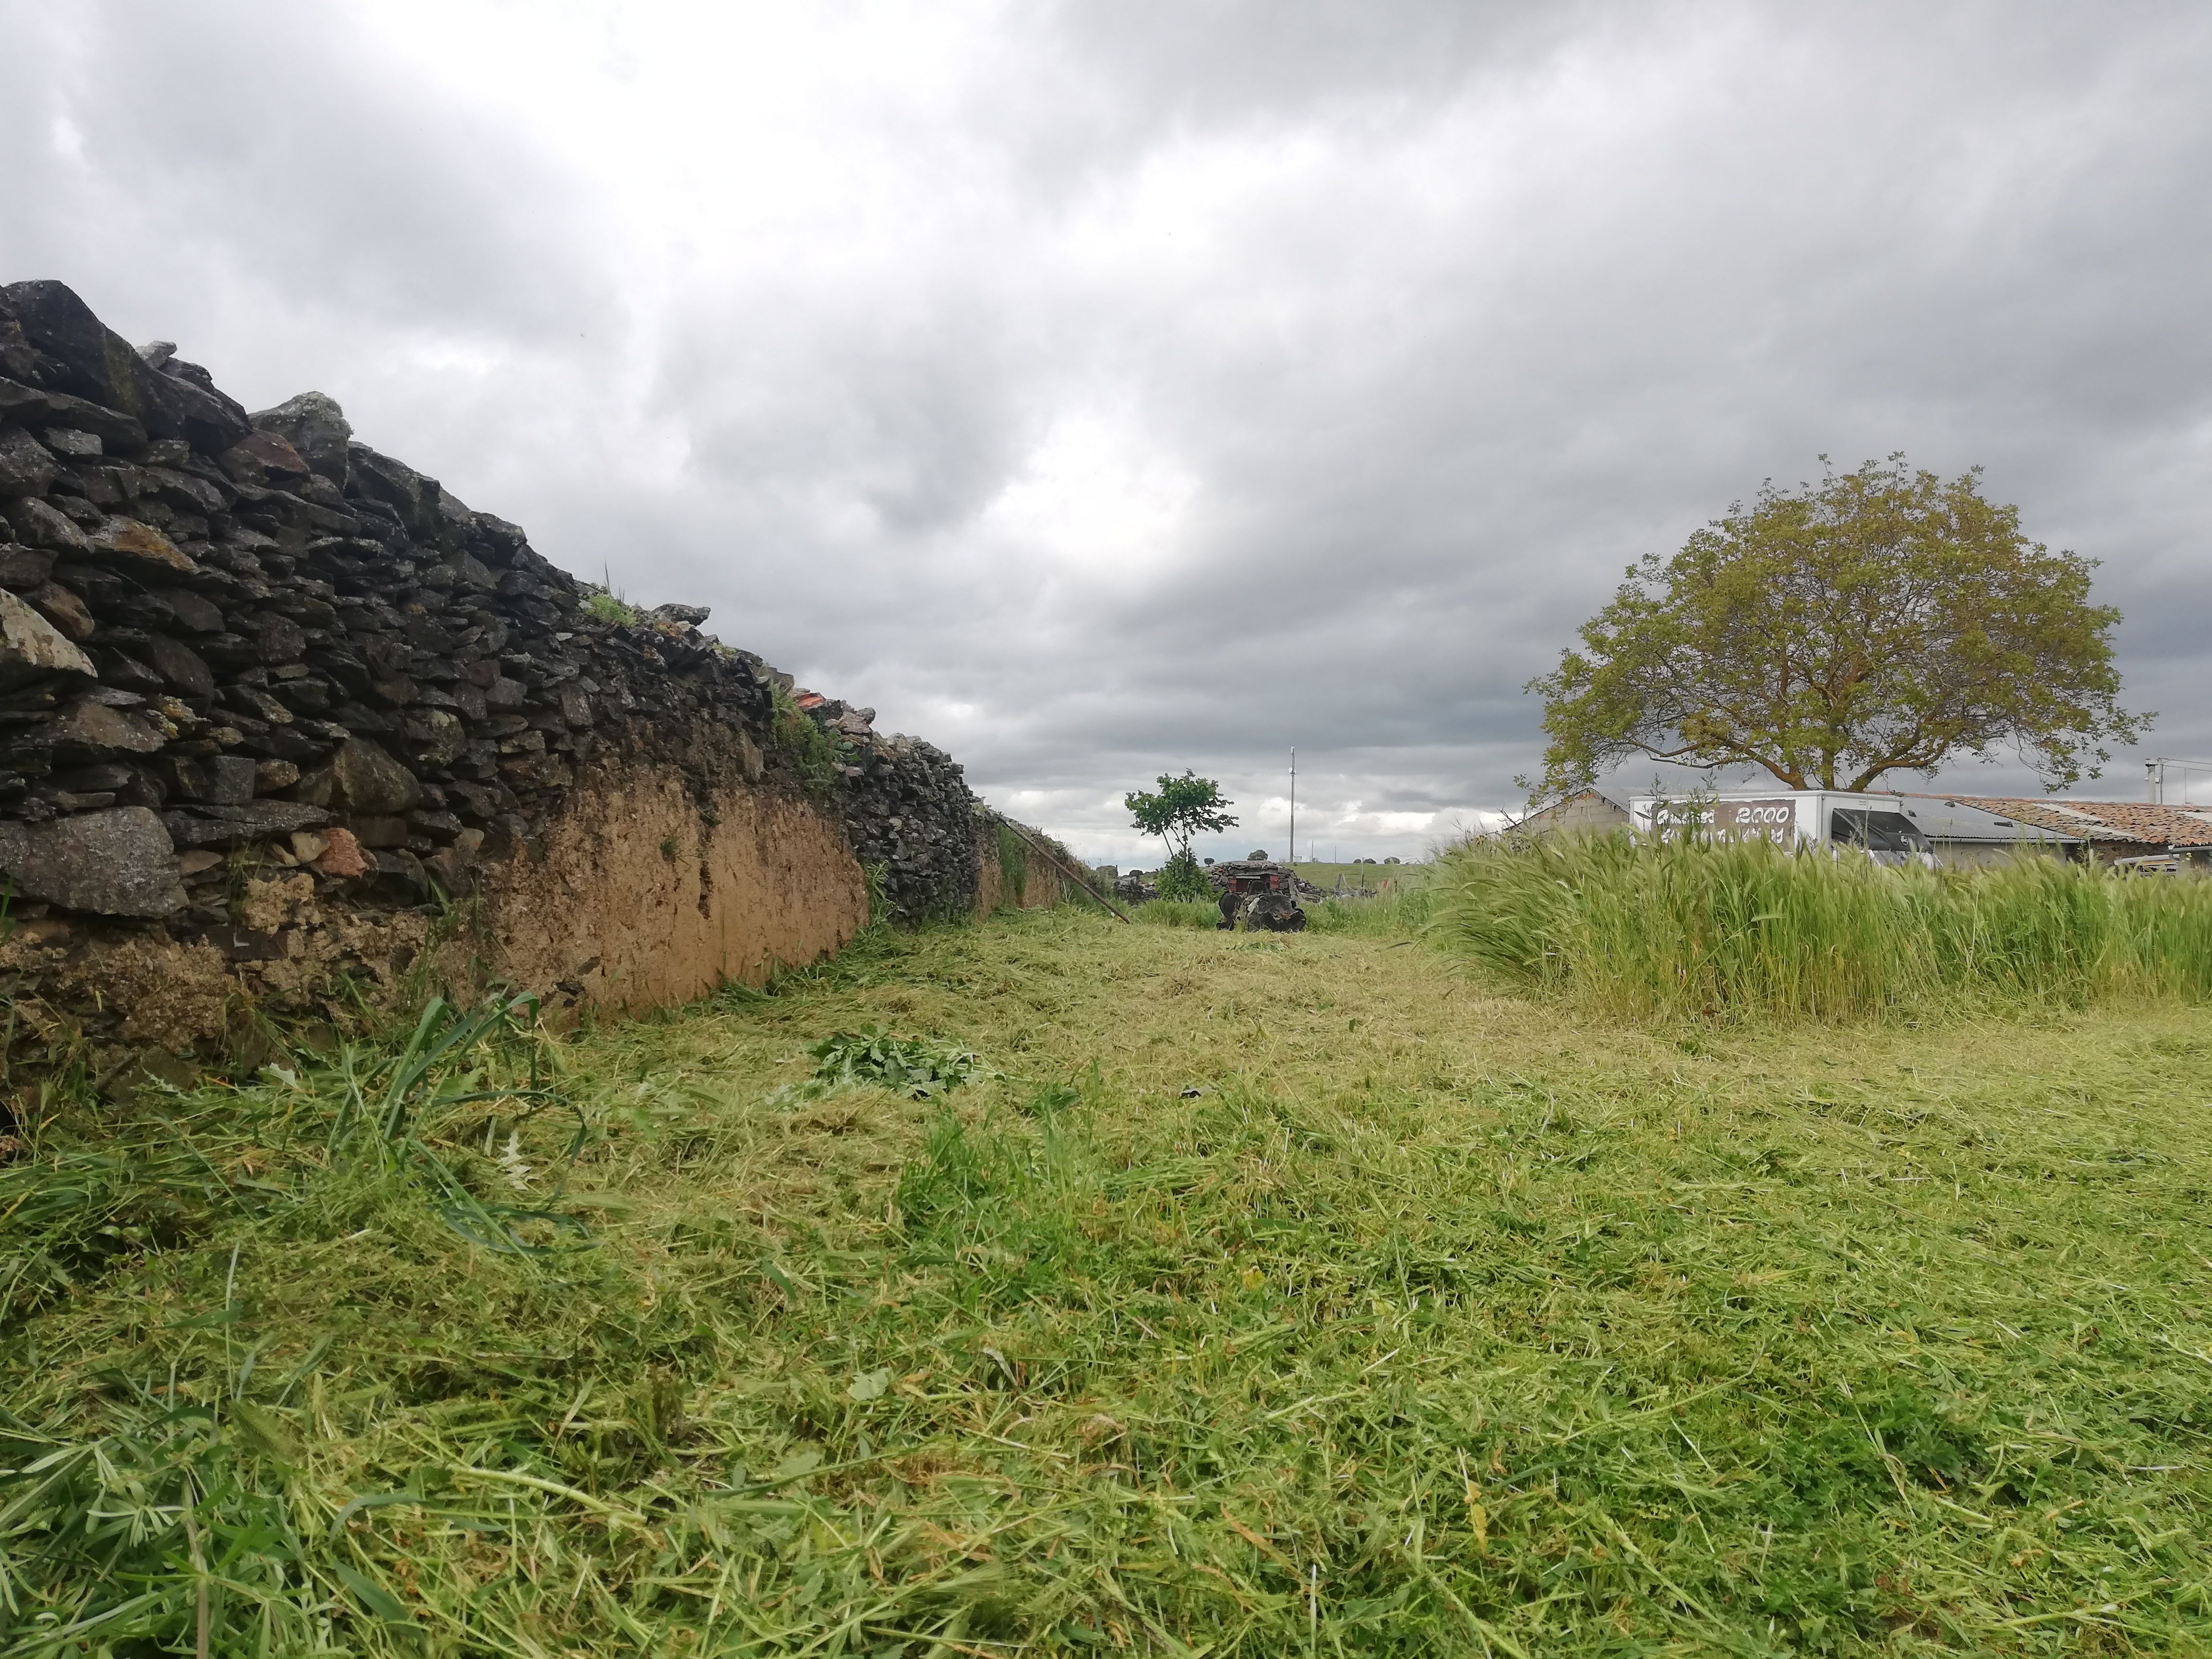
[4, 907, 2210, 1654]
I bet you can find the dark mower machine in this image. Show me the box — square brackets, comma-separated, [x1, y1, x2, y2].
[1211, 859, 1309, 932]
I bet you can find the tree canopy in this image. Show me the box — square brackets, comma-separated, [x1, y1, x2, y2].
[1126, 771, 1237, 857]
[1528, 458, 2147, 798]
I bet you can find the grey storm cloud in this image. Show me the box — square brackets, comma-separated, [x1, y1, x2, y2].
[4, 0, 2210, 864]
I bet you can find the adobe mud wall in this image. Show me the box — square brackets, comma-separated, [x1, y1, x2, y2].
[484, 758, 867, 1014]
[0, 759, 870, 1080]
[0, 279, 1068, 1097]
[975, 819, 1091, 915]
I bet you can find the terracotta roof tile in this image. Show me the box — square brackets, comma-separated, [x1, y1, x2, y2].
[1938, 796, 2212, 848]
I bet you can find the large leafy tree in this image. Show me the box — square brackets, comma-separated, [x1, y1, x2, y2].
[1529, 458, 2147, 798]
[1126, 771, 1237, 859]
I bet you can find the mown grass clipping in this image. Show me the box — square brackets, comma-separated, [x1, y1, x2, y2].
[2, 905, 2209, 1654]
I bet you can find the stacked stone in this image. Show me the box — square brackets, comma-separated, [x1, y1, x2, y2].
[1208, 859, 1328, 901]
[0, 279, 982, 938]
[793, 691, 983, 922]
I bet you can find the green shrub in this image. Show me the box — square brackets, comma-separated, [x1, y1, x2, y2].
[1429, 833, 2212, 1021]
[581, 589, 642, 626]
[806, 1028, 983, 1098]
[1154, 850, 1214, 902]
[770, 683, 842, 798]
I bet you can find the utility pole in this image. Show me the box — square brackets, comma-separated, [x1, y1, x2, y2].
[2146, 757, 2212, 805]
[1288, 748, 1297, 867]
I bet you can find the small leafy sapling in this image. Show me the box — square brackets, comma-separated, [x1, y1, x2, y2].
[1125, 771, 1238, 859]
[1127, 772, 1237, 902]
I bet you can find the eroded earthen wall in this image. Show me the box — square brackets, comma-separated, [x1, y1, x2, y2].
[975, 823, 1087, 915]
[485, 761, 868, 1011]
[1, 756, 873, 1078]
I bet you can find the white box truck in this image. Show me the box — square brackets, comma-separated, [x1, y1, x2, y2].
[1627, 790, 1939, 868]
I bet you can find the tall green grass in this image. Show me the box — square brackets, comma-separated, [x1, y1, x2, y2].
[1430, 834, 2212, 1021]
[1136, 885, 1437, 936]
[769, 682, 842, 798]
[1132, 897, 1222, 929]
[1306, 882, 1437, 938]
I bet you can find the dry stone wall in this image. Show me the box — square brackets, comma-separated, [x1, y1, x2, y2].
[0, 279, 1034, 1091]
[795, 691, 984, 923]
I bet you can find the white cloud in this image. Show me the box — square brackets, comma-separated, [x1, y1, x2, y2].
[7, 0, 2210, 853]
[980, 411, 1199, 582]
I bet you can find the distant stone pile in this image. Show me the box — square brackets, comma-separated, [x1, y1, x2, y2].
[1209, 859, 1328, 901]
[0, 278, 984, 949]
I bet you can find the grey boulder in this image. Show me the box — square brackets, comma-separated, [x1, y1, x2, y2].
[249, 391, 351, 485]
[5, 495, 91, 554]
[346, 442, 445, 537]
[42, 427, 101, 458]
[0, 376, 150, 451]
[305, 736, 422, 815]
[0, 587, 96, 690]
[162, 800, 331, 848]
[0, 424, 56, 497]
[0, 542, 55, 588]
[52, 697, 168, 757]
[0, 805, 185, 917]
[2, 280, 251, 454]
[144, 633, 216, 697]
[219, 429, 310, 485]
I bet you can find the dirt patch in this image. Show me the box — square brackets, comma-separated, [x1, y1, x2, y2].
[0, 928, 232, 1053]
[975, 835, 1007, 914]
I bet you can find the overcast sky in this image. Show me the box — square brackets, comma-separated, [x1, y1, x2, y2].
[6, 1, 2210, 864]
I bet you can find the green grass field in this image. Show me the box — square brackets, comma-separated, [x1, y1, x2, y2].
[1121, 863, 1419, 891]
[5, 902, 2211, 1654]
[1289, 862, 1423, 892]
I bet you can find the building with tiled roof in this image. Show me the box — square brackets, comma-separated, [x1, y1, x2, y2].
[1906, 795, 2212, 862]
[1513, 788, 1631, 838]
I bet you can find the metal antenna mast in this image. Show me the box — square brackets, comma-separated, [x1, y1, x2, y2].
[2146, 757, 2212, 804]
[1288, 748, 1297, 868]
